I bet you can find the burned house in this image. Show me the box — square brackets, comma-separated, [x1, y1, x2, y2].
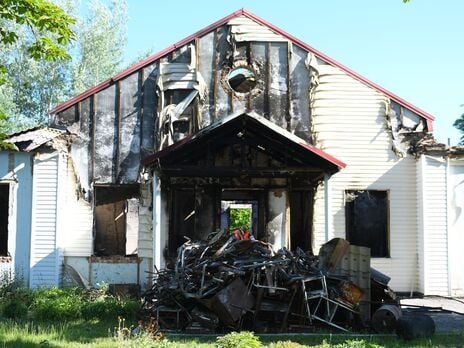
[2, 9, 462, 296]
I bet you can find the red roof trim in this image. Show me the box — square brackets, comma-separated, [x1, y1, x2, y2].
[50, 9, 246, 114]
[241, 9, 435, 128]
[299, 143, 346, 169]
[50, 8, 435, 130]
[141, 112, 346, 171]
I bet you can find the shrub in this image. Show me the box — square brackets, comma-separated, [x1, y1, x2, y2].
[32, 287, 84, 321]
[216, 331, 261, 348]
[268, 341, 306, 348]
[0, 278, 32, 319]
[82, 297, 141, 321]
[1, 299, 28, 319]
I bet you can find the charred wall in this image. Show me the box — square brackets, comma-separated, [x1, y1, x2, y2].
[51, 18, 314, 188]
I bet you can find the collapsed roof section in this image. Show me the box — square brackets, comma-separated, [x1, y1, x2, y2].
[142, 112, 346, 177]
[5, 127, 66, 152]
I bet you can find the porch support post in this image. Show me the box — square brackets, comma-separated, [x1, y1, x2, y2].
[152, 175, 162, 270]
[324, 174, 332, 242]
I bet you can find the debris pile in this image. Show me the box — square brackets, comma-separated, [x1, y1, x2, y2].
[143, 231, 397, 333]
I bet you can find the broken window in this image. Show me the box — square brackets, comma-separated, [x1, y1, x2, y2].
[345, 190, 389, 258]
[0, 184, 9, 256]
[94, 185, 139, 257]
[227, 67, 257, 93]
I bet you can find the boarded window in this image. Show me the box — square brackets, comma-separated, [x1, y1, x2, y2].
[345, 190, 389, 257]
[0, 184, 9, 256]
[94, 185, 139, 256]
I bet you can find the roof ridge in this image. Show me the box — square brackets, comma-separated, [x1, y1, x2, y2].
[50, 8, 435, 130]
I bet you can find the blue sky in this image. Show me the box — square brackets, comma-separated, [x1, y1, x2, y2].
[122, 0, 464, 145]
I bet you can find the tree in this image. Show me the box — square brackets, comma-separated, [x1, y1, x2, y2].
[453, 114, 464, 145]
[0, 0, 75, 78]
[0, 0, 128, 137]
[0, 0, 75, 149]
[72, 0, 128, 94]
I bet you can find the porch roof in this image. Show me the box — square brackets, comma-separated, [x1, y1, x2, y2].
[142, 111, 346, 176]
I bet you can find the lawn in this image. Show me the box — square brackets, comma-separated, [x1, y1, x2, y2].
[0, 319, 463, 347]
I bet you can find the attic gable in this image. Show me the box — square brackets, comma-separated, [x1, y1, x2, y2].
[50, 9, 435, 131]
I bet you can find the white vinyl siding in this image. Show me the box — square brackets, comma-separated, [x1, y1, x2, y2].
[420, 156, 449, 295]
[311, 63, 420, 292]
[138, 183, 153, 258]
[30, 153, 59, 287]
[59, 157, 93, 256]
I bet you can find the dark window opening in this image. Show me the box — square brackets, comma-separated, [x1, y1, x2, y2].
[227, 67, 257, 93]
[345, 190, 389, 258]
[94, 185, 139, 257]
[0, 184, 9, 256]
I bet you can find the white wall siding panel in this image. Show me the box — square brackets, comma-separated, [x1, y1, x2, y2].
[30, 154, 59, 287]
[138, 183, 153, 258]
[60, 157, 93, 256]
[422, 157, 449, 295]
[311, 63, 420, 292]
[227, 16, 287, 42]
[449, 162, 464, 295]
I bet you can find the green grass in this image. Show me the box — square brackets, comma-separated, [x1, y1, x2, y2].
[0, 320, 463, 348]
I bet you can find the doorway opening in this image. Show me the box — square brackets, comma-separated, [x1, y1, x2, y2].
[0, 184, 10, 256]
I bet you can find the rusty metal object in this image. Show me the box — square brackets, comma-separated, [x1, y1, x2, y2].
[143, 235, 396, 333]
[372, 304, 402, 333]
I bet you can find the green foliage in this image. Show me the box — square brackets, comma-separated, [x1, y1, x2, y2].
[32, 287, 84, 321]
[216, 331, 261, 348]
[0, 0, 75, 62]
[0, 277, 33, 319]
[267, 341, 306, 348]
[82, 297, 140, 321]
[453, 114, 464, 144]
[230, 208, 251, 230]
[72, 0, 128, 94]
[0, 281, 141, 323]
[0, 0, 128, 133]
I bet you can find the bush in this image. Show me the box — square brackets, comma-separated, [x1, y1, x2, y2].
[1, 299, 28, 319]
[0, 278, 33, 319]
[82, 298, 140, 321]
[0, 283, 141, 322]
[32, 287, 84, 321]
[216, 331, 261, 348]
[268, 342, 306, 348]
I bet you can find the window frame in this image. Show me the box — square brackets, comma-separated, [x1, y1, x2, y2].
[0, 182, 10, 257]
[93, 184, 140, 257]
[345, 189, 390, 258]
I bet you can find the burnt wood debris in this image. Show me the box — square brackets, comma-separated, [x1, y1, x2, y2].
[143, 232, 398, 333]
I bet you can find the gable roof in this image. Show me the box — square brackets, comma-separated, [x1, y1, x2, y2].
[142, 111, 346, 176]
[50, 8, 435, 130]
[5, 127, 66, 152]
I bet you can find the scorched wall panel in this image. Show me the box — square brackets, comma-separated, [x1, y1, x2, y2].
[311, 62, 420, 293]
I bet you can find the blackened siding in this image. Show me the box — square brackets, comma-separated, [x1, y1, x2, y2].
[53, 21, 313, 184]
